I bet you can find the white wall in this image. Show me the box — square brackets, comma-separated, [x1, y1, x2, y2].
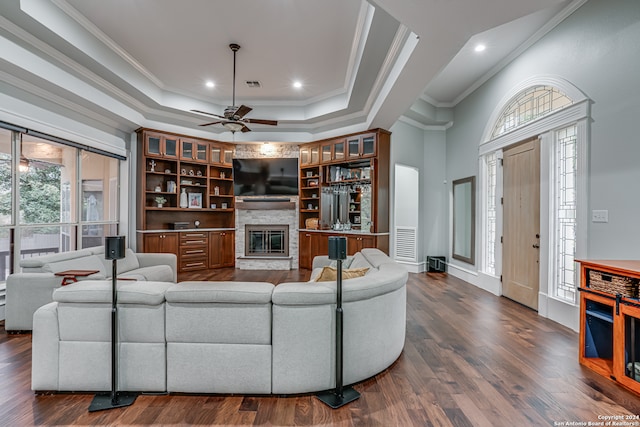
[447, 0, 640, 263]
[390, 121, 447, 270]
[439, 0, 640, 330]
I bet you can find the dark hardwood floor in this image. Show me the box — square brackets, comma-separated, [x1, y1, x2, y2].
[2, 270, 640, 426]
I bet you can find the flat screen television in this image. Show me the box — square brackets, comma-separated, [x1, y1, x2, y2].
[233, 158, 299, 196]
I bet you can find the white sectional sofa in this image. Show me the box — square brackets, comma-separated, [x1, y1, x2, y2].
[31, 248, 407, 395]
[6, 247, 176, 331]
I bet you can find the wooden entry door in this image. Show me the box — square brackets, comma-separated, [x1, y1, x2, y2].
[503, 138, 540, 310]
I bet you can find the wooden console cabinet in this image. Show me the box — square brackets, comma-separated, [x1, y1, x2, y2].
[136, 128, 236, 272]
[578, 260, 640, 396]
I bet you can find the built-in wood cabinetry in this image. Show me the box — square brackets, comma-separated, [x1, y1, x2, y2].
[142, 232, 179, 254]
[209, 231, 235, 268]
[138, 127, 391, 272]
[298, 231, 388, 270]
[578, 260, 640, 396]
[136, 128, 235, 272]
[298, 128, 390, 269]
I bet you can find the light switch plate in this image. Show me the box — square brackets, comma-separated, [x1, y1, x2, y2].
[592, 209, 609, 223]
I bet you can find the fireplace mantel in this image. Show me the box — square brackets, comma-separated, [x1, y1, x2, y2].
[236, 200, 296, 210]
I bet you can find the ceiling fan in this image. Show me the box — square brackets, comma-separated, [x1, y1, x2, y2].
[192, 44, 278, 133]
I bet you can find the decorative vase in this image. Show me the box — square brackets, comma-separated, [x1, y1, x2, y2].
[179, 188, 188, 208]
[157, 204, 163, 208]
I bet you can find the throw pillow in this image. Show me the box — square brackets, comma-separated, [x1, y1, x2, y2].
[315, 266, 369, 282]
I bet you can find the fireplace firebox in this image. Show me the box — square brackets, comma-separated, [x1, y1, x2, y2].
[245, 225, 289, 257]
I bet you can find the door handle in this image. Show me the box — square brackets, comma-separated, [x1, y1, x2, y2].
[533, 244, 540, 248]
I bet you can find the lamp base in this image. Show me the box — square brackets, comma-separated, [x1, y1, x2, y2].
[88, 392, 137, 412]
[316, 387, 360, 409]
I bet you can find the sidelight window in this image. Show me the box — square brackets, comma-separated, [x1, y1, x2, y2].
[552, 124, 578, 303]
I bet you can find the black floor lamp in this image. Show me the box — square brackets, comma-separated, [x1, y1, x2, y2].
[89, 236, 138, 412]
[316, 236, 361, 408]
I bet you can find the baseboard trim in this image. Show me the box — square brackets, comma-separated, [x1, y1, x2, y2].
[394, 260, 425, 273]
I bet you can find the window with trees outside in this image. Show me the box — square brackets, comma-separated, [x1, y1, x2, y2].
[0, 127, 121, 285]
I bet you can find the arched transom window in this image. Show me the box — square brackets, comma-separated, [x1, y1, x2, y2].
[491, 86, 573, 138]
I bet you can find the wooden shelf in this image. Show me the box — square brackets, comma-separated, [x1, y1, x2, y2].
[137, 128, 236, 272]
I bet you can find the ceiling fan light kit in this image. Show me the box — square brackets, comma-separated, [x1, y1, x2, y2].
[192, 44, 278, 133]
[223, 122, 245, 133]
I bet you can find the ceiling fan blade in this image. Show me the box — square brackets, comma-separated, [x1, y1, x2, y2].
[199, 120, 224, 127]
[191, 109, 226, 119]
[245, 118, 278, 126]
[234, 105, 253, 119]
[240, 124, 251, 133]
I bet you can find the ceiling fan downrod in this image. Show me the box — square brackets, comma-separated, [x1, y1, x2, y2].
[229, 43, 240, 109]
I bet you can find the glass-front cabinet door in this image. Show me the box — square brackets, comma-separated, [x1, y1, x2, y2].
[146, 135, 161, 157]
[347, 136, 360, 159]
[310, 145, 319, 164]
[361, 133, 376, 157]
[299, 146, 310, 165]
[180, 139, 194, 161]
[333, 140, 345, 161]
[223, 148, 233, 165]
[195, 142, 208, 162]
[321, 143, 332, 163]
[210, 146, 222, 164]
[165, 137, 177, 158]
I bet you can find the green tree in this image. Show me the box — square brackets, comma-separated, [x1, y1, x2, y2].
[0, 161, 62, 224]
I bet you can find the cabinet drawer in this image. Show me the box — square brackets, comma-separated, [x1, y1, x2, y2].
[180, 232, 209, 246]
[179, 258, 208, 271]
[179, 246, 207, 259]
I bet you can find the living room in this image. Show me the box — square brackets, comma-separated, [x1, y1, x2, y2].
[1, 0, 640, 425]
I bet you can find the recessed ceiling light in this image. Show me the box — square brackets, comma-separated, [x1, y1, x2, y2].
[293, 81, 302, 89]
[474, 44, 486, 53]
[205, 81, 215, 88]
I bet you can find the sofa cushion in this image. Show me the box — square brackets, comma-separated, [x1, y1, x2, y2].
[348, 252, 373, 270]
[53, 280, 171, 305]
[120, 265, 174, 282]
[41, 254, 107, 278]
[309, 267, 324, 281]
[361, 248, 396, 268]
[166, 281, 274, 346]
[20, 248, 94, 269]
[167, 281, 274, 304]
[314, 266, 369, 282]
[116, 248, 141, 274]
